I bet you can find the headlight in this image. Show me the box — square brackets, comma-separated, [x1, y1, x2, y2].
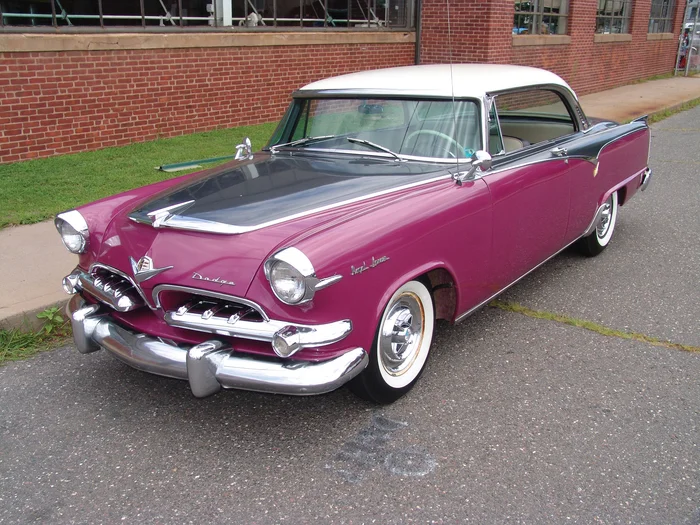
[264, 247, 343, 306]
[269, 260, 306, 305]
[54, 210, 89, 254]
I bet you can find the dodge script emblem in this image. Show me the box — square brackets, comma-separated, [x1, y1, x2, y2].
[129, 255, 173, 283]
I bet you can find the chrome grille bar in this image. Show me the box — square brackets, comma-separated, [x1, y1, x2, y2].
[75, 268, 145, 312]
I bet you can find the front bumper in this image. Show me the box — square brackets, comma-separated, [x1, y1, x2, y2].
[640, 167, 652, 191]
[66, 295, 368, 398]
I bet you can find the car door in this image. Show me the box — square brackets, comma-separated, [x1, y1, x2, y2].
[480, 87, 581, 289]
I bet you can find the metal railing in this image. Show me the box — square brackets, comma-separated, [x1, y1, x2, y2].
[0, 0, 413, 30]
[676, 1, 700, 76]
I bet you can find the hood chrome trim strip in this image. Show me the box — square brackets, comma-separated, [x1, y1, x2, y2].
[129, 172, 453, 235]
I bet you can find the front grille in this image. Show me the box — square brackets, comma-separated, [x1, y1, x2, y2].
[79, 267, 145, 312]
[162, 293, 282, 341]
[174, 297, 264, 325]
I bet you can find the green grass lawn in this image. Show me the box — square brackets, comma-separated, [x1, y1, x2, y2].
[0, 122, 278, 229]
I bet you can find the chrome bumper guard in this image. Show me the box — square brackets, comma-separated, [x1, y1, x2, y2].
[640, 167, 652, 191]
[66, 295, 368, 398]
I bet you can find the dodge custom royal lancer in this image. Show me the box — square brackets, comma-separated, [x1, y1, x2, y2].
[56, 64, 652, 403]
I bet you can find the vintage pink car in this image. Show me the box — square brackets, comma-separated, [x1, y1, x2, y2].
[56, 64, 651, 403]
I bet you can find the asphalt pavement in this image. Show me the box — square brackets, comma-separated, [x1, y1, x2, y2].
[1, 107, 699, 524]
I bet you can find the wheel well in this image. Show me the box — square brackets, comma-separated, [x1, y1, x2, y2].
[617, 185, 627, 206]
[423, 268, 456, 321]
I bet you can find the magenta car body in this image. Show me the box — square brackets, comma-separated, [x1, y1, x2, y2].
[56, 64, 651, 403]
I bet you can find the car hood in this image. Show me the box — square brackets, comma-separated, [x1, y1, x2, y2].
[128, 153, 445, 233]
[95, 153, 447, 300]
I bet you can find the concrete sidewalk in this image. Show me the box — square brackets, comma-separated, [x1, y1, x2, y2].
[579, 75, 700, 122]
[2, 74, 700, 330]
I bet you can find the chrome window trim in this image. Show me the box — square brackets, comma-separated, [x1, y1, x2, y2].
[486, 130, 583, 164]
[152, 284, 270, 320]
[486, 83, 584, 137]
[486, 95, 505, 156]
[474, 157, 565, 180]
[129, 172, 453, 235]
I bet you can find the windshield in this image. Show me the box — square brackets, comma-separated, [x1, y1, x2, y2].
[267, 97, 482, 161]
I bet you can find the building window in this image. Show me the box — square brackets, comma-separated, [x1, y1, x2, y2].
[514, 0, 569, 35]
[648, 0, 675, 33]
[596, 0, 633, 33]
[0, 0, 414, 30]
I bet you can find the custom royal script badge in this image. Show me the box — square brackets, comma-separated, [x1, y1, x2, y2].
[351, 255, 390, 276]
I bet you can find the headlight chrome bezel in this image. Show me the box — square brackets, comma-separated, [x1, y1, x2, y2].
[55, 210, 90, 254]
[264, 247, 342, 306]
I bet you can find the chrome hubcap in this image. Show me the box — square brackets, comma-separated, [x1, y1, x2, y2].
[379, 293, 425, 377]
[596, 199, 613, 239]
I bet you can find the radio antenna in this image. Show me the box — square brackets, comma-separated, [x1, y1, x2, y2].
[445, 0, 459, 171]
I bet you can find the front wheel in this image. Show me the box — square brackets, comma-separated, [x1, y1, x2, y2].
[349, 280, 434, 404]
[577, 191, 618, 257]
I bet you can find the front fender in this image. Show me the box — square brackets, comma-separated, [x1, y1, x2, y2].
[245, 176, 493, 355]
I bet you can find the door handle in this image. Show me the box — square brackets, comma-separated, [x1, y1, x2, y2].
[551, 147, 568, 157]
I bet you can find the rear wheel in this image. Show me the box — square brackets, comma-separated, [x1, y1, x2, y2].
[349, 280, 434, 404]
[577, 191, 618, 257]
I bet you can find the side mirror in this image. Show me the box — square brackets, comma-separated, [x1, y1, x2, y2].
[235, 137, 253, 160]
[454, 150, 492, 184]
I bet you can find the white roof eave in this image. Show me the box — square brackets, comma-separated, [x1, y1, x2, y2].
[296, 64, 577, 101]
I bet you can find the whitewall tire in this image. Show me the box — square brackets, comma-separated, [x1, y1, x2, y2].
[350, 280, 434, 403]
[578, 191, 618, 257]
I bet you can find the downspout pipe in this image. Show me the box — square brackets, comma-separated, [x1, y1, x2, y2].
[414, 0, 422, 64]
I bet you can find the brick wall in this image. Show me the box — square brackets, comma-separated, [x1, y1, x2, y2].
[421, 0, 683, 96]
[0, 37, 414, 164]
[0, 0, 686, 165]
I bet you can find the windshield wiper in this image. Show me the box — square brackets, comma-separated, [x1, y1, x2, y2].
[346, 138, 403, 161]
[269, 135, 337, 153]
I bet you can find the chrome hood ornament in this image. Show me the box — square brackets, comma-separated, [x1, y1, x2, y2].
[146, 200, 195, 228]
[129, 256, 173, 283]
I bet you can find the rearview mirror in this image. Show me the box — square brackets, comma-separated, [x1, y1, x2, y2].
[358, 103, 384, 115]
[454, 150, 492, 185]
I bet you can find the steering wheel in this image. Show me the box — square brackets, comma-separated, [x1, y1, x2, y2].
[405, 129, 467, 159]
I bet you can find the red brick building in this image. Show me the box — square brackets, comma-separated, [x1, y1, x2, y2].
[0, 0, 684, 164]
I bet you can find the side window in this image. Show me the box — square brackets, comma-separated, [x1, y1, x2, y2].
[492, 89, 577, 154]
[488, 103, 504, 156]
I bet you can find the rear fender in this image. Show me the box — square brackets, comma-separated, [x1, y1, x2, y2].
[593, 122, 650, 208]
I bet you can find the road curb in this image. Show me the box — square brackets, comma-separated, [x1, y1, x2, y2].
[645, 96, 700, 123]
[0, 299, 69, 332]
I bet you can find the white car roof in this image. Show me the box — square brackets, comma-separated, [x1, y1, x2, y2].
[297, 64, 575, 100]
